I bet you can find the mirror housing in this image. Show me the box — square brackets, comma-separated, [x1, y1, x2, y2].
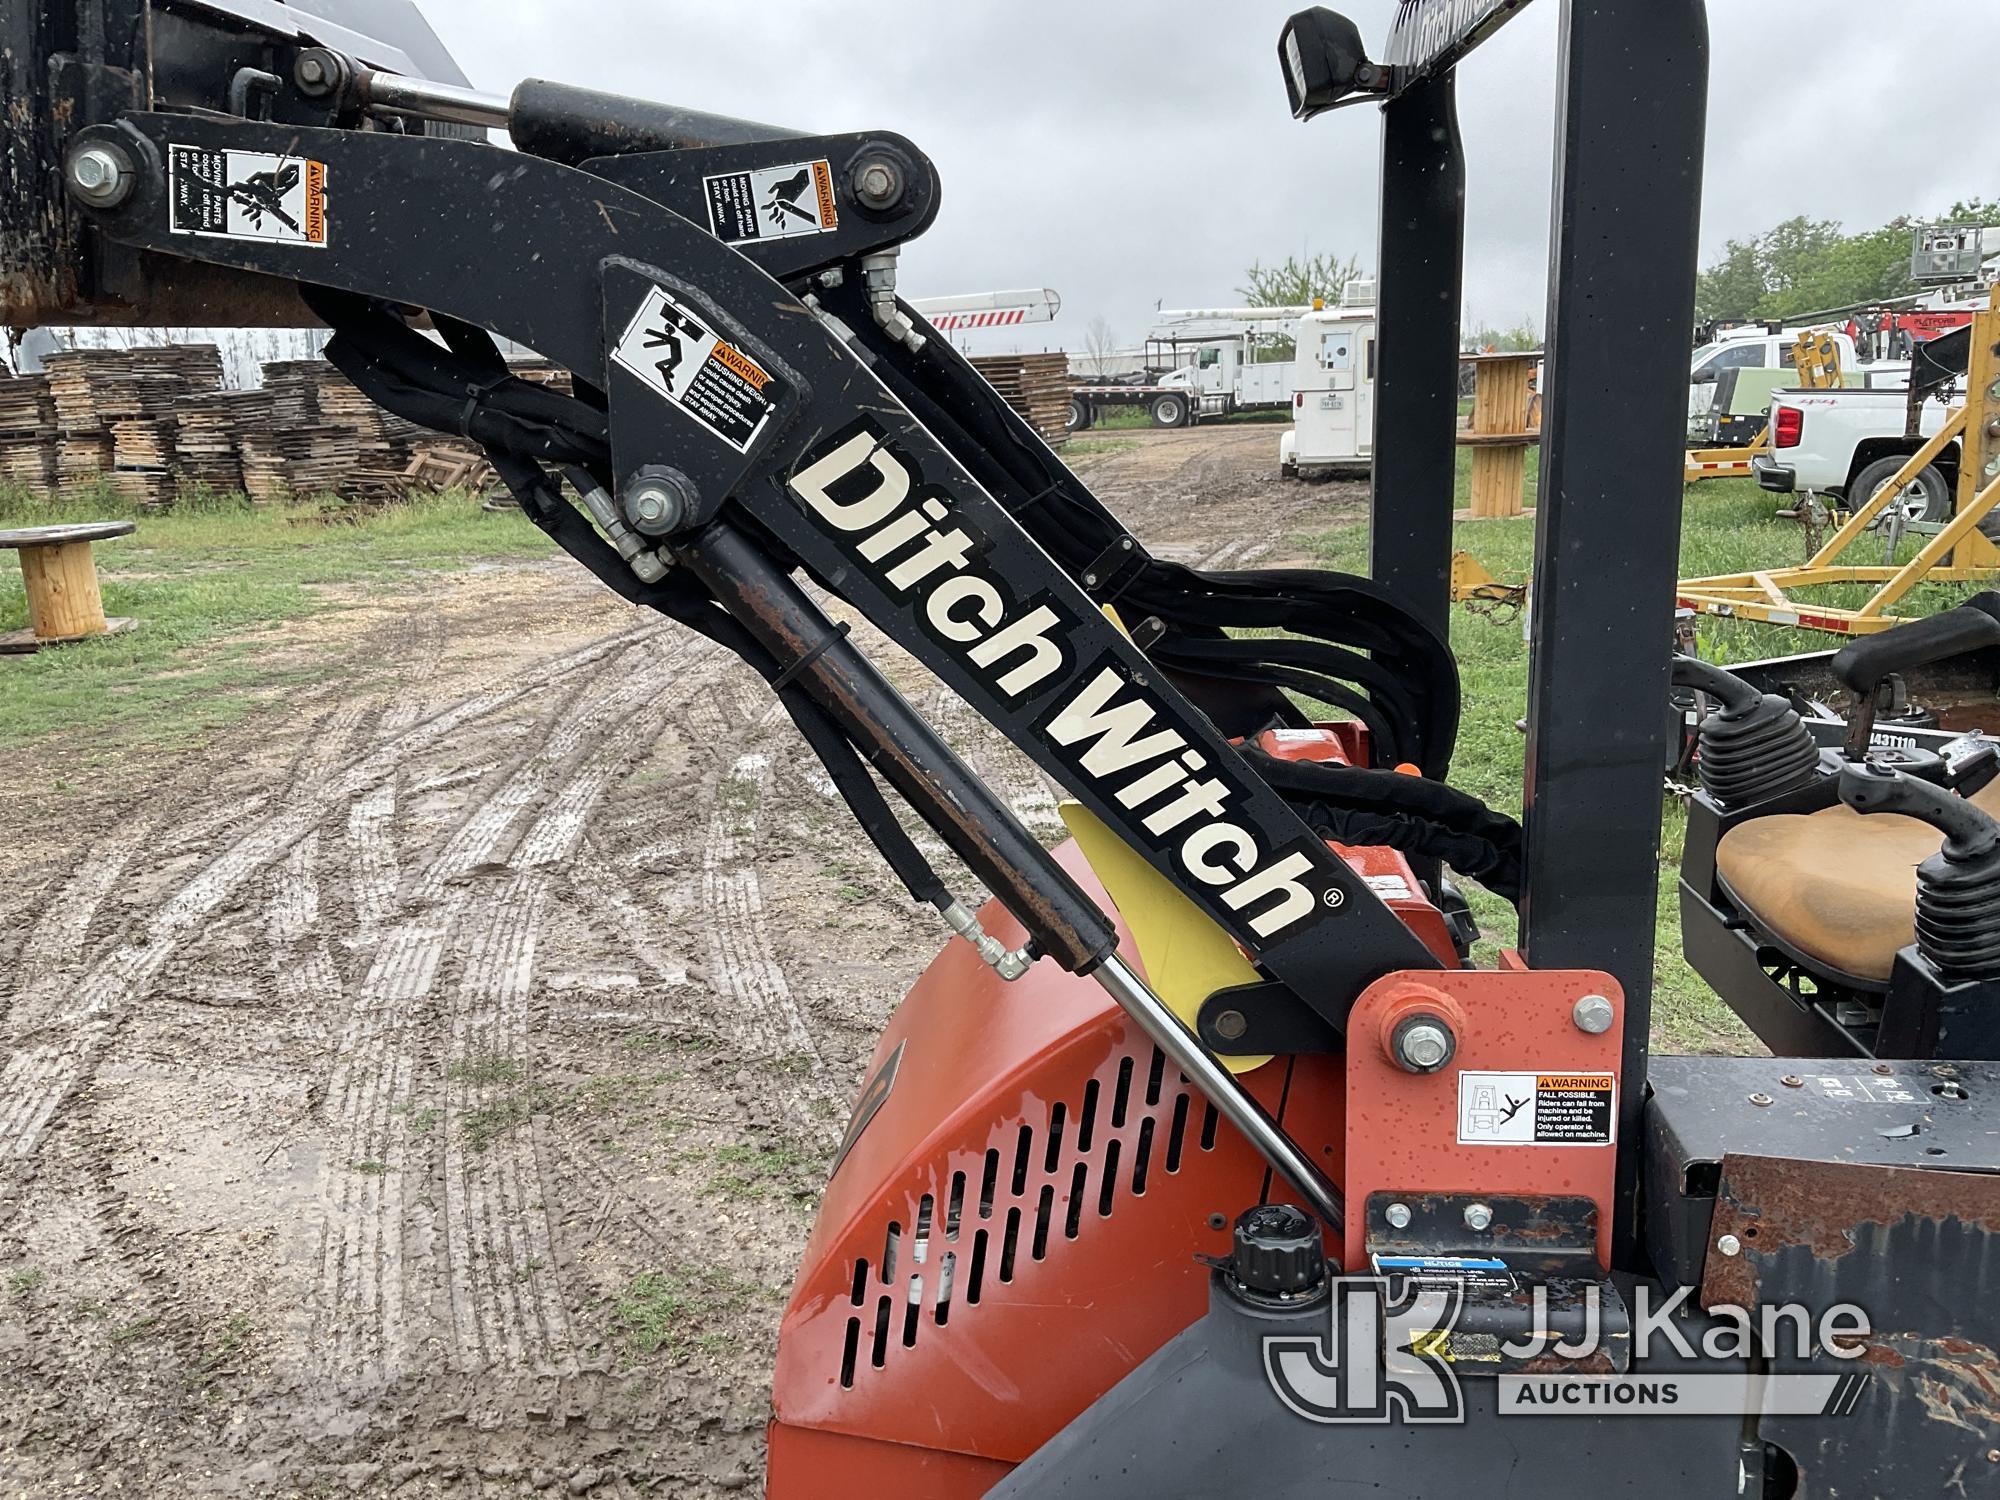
[1279, 9, 1380, 121]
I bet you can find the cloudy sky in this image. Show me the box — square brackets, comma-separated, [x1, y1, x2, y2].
[416, 1, 1995, 354]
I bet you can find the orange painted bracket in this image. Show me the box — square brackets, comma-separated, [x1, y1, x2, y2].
[1343, 967, 1623, 1272]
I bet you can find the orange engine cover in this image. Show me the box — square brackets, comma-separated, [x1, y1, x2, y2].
[766, 841, 1350, 1497]
[767, 727, 1464, 1495]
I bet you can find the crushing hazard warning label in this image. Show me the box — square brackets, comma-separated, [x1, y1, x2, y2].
[703, 159, 839, 244]
[611, 285, 780, 453]
[167, 147, 327, 247]
[1457, 1071, 1615, 1147]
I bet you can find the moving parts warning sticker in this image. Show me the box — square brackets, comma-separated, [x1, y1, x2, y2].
[611, 286, 780, 453]
[1457, 1071, 1615, 1147]
[703, 159, 839, 244]
[168, 147, 327, 247]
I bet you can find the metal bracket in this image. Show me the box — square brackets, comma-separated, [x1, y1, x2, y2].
[1198, 979, 1340, 1056]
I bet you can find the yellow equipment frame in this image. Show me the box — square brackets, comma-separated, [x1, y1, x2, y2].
[1683, 329, 1844, 483]
[1676, 292, 2000, 636]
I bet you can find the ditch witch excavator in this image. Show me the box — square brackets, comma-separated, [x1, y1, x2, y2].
[5, 0, 1996, 1494]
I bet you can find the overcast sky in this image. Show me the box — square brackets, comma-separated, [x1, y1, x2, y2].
[420, 1, 1996, 354]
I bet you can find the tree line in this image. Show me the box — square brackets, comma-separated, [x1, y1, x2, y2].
[1696, 198, 1997, 324]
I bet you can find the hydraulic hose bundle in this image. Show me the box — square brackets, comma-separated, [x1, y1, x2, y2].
[302, 277, 1523, 914]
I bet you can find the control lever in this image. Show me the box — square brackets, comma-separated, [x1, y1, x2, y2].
[1839, 760, 2000, 862]
[1831, 606, 2000, 758]
[1838, 760, 2000, 977]
[1669, 655, 1821, 807]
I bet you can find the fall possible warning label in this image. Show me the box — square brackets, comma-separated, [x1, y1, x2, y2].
[610, 285, 779, 453]
[167, 147, 327, 246]
[703, 159, 839, 244]
[1457, 1071, 1615, 1147]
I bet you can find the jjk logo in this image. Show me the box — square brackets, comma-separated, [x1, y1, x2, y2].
[1263, 1278, 1466, 1424]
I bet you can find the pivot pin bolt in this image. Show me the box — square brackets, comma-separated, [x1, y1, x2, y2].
[852, 154, 906, 210]
[1463, 1202, 1494, 1233]
[1390, 1013, 1456, 1075]
[1572, 994, 1616, 1034]
[622, 469, 701, 538]
[67, 143, 134, 208]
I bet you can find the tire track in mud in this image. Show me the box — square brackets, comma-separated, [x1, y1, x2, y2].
[268, 830, 342, 1065]
[0, 628, 666, 1169]
[699, 741, 838, 1147]
[0, 701, 367, 1162]
[314, 638, 692, 1384]
[440, 874, 573, 1374]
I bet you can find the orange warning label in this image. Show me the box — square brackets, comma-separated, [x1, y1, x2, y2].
[811, 160, 840, 233]
[303, 160, 328, 245]
[712, 341, 772, 391]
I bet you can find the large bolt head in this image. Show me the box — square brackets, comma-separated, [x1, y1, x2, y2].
[853, 156, 905, 210]
[622, 470, 699, 537]
[1463, 1202, 1494, 1232]
[1384, 1202, 1413, 1230]
[1390, 1013, 1456, 1074]
[1572, 993, 1616, 1035]
[67, 144, 133, 208]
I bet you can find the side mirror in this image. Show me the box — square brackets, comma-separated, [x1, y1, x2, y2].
[1279, 9, 1379, 121]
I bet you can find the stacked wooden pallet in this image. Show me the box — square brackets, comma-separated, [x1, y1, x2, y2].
[57, 435, 115, 488]
[969, 352, 1070, 448]
[36, 345, 227, 501]
[173, 390, 264, 494]
[0, 376, 58, 489]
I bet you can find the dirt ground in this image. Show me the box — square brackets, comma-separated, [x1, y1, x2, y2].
[0, 426, 1359, 1499]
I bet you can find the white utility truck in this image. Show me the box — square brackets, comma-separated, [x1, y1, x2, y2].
[1067, 305, 1308, 430]
[1279, 282, 1378, 478]
[1753, 383, 1963, 525]
[1146, 306, 1308, 417]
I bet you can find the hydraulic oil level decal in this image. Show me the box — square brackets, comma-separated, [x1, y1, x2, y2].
[703, 159, 840, 244]
[611, 285, 780, 453]
[1457, 1070, 1615, 1147]
[167, 147, 327, 247]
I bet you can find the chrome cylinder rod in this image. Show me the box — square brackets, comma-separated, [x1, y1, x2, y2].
[356, 70, 511, 130]
[1092, 953, 1344, 1233]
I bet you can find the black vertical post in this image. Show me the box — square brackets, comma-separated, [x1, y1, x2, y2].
[1369, 73, 1466, 640]
[1522, 0, 1708, 1266]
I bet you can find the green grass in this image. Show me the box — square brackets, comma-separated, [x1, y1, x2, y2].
[706, 1140, 820, 1202]
[611, 1264, 755, 1361]
[0, 482, 553, 754]
[614, 1271, 690, 1355]
[1298, 458, 1989, 1052]
[1064, 437, 1139, 461]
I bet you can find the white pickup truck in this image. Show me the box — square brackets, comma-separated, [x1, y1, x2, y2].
[1752, 386, 1962, 522]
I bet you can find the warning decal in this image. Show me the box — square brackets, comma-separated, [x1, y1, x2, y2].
[611, 285, 779, 454]
[1807, 1073, 1919, 1105]
[1457, 1071, 1615, 1147]
[703, 159, 840, 244]
[167, 147, 327, 247]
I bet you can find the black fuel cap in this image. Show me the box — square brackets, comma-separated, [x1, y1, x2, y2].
[1230, 1203, 1325, 1297]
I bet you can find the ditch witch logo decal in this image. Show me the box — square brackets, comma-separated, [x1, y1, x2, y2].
[787, 420, 1330, 942]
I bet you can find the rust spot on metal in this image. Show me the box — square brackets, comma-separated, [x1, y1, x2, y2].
[1703, 1153, 2000, 1310]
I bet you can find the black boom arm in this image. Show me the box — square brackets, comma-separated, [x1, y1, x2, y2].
[72, 107, 1459, 997]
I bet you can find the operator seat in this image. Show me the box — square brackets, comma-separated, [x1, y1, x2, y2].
[1715, 777, 2000, 983]
[1675, 601, 2000, 1060]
